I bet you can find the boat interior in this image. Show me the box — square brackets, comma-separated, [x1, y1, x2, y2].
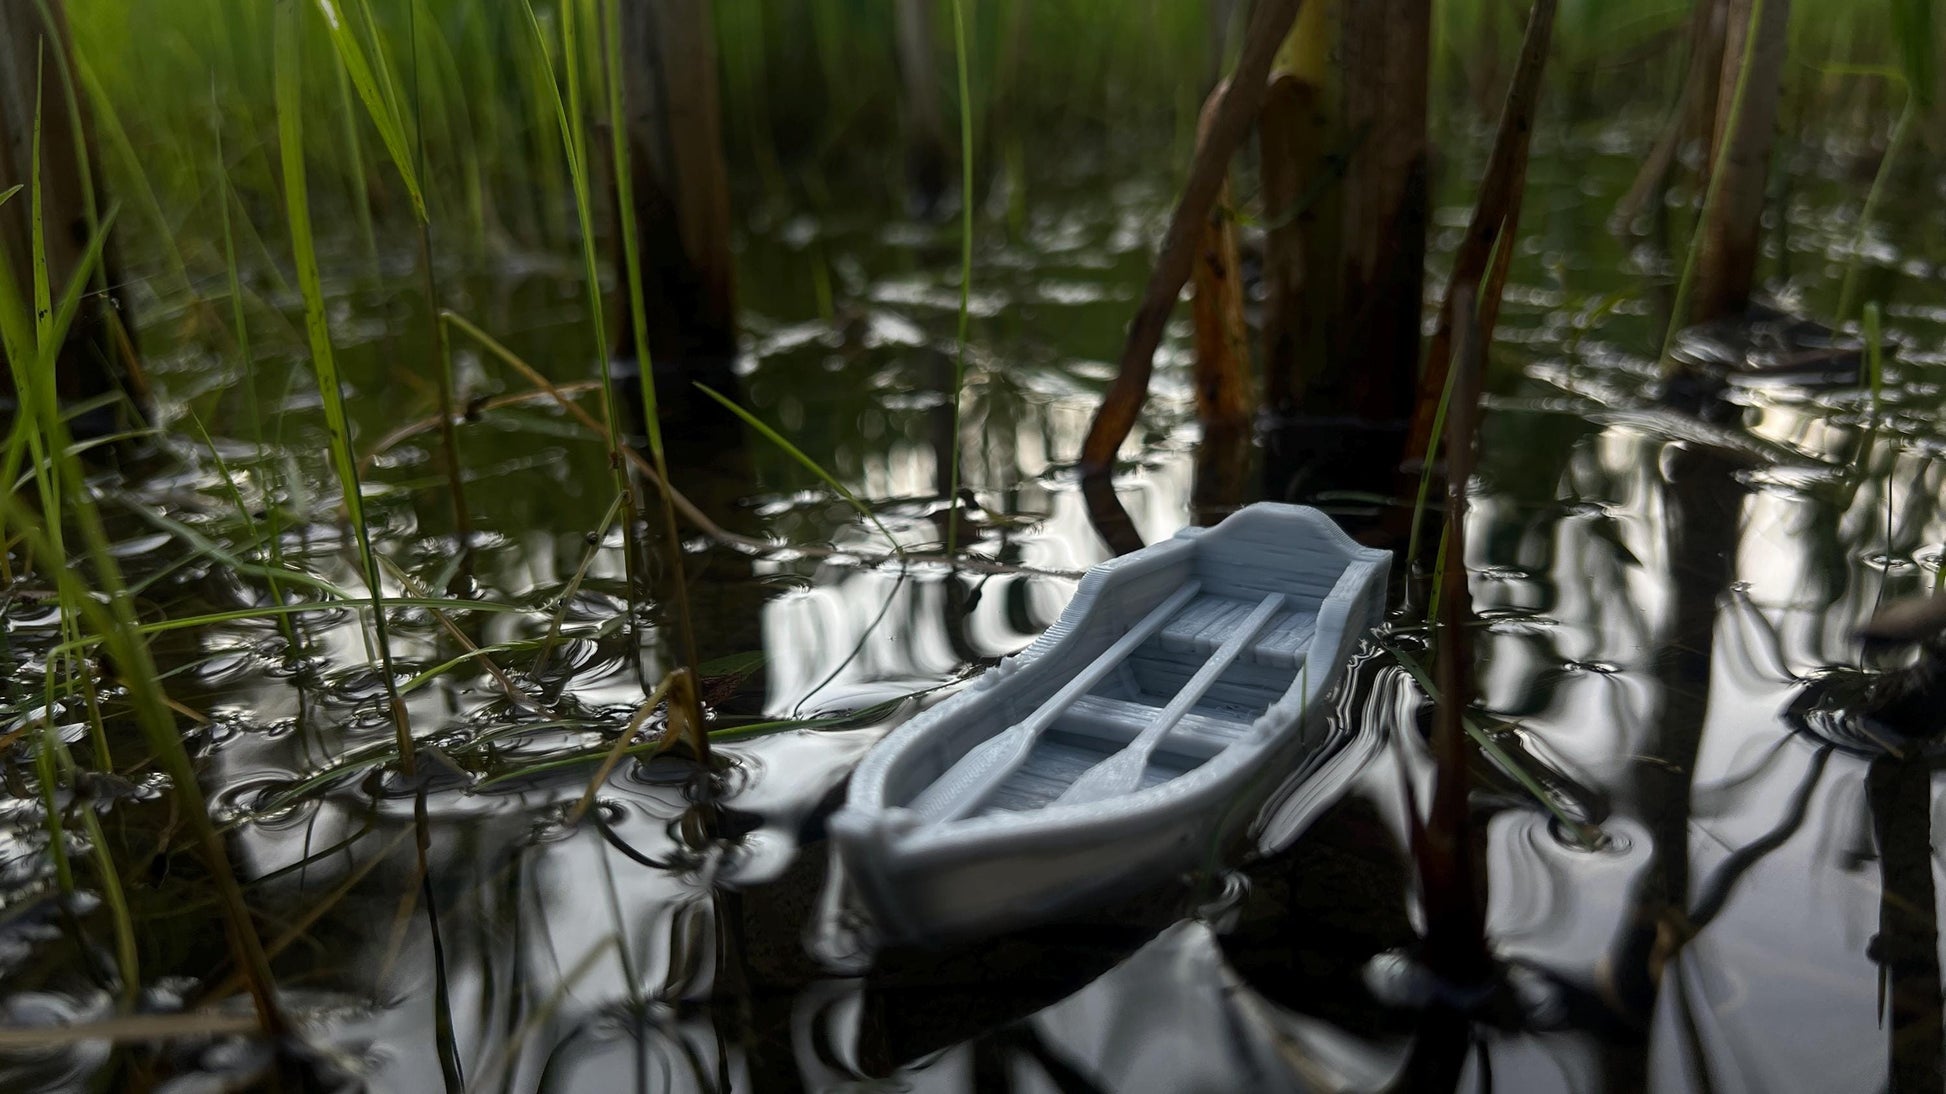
[883, 507, 1379, 828]
[977, 589, 1325, 813]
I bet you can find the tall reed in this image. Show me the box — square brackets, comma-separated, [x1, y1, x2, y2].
[311, 0, 471, 542]
[275, 0, 417, 773]
[214, 110, 300, 653]
[946, 0, 973, 554]
[1661, 0, 1771, 363]
[600, 0, 703, 690]
[517, 0, 632, 538]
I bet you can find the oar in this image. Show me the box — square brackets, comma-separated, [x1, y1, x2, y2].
[1054, 592, 1285, 807]
[908, 580, 1205, 822]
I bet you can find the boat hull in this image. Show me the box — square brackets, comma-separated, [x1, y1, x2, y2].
[831, 503, 1390, 943]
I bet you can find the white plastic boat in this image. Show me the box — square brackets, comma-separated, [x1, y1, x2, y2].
[830, 503, 1390, 942]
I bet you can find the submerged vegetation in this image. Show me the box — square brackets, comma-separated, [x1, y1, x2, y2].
[0, 0, 1940, 1089]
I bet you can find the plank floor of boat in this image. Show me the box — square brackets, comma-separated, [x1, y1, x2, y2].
[981, 727, 1199, 812]
[980, 697, 1257, 812]
[1153, 595, 1319, 668]
[976, 592, 1318, 813]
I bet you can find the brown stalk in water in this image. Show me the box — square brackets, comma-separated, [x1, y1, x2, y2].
[1662, 0, 1790, 365]
[1612, 0, 1728, 234]
[1690, 0, 1790, 324]
[568, 667, 697, 825]
[381, 556, 546, 716]
[1078, 0, 1300, 474]
[1418, 284, 1493, 988]
[359, 380, 606, 473]
[1403, 0, 1556, 468]
[1187, 80, 1253, 433]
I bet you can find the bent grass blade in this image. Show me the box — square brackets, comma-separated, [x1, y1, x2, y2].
[694, 382, 905, 554]
[310, 0, 427, 221]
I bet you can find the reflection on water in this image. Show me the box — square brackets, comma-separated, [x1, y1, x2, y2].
[3, 109, 1946, 1091]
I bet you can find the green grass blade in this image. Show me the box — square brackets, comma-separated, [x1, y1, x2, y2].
[0, 162, 287, 1028]
[694, 383, 904, 554]
[1891, 0, 1935, 110]
[30, 48, 51, 357]
[1836, 101, 1916, 323]
[311, 0, 427, 221]
[1405, 314, 1471, 590]
[533, 488, 626, 677]
[44, 205, 117, 357]
[517, 0, 627, 471]
[1660, 0, 1765, 365]
[334, 59, 381, 267]
[597, 0, 704, 692]
[71, 52, 193, 297]
[276, 0, 417, 772]
[602, 0, 660, 462]
[214, 109, 299, 650]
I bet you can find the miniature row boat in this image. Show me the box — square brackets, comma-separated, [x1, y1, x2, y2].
[830, 503, 1391, 942]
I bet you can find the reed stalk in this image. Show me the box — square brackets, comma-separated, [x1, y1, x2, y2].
[1405, 0, 1555, 467]
[599, 0, 703, 716]
[1664, 0, 1763, 363]
[1187, 82, 1253, 434]
[275, 0, 417, 774]
[1079, 0, 1300, 474]
[1421, 282, 1492, 987]
[1663, 0, 1790, 363]
[1835, 99, 1916, 323]
[946, 0, 973, 553]
[517, 0, 637, 582]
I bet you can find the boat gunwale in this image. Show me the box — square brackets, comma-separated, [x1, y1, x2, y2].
[872, 556, 1384, 849]
[840, 506, 1390, 852]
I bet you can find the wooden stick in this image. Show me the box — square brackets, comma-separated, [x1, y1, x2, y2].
[1691, 0, 1789, 322]
[1422, 283, 1491, 986]
[1078, 0, 1300, 474]
[1188, 81, 1254, 432]
[1612, 0, 1727, 234]
[1403, 0, 1557, 467]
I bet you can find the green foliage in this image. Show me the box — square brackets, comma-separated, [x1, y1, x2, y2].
[1891, 0, 1936, 108]
[0, 97, 283, 1028]
[275, 0, 417, 770]
[695, 383, 905, 553]
[311, 0, 427, 219]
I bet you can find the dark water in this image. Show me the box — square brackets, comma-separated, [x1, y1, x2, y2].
[5, 110, 1946, 1091]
